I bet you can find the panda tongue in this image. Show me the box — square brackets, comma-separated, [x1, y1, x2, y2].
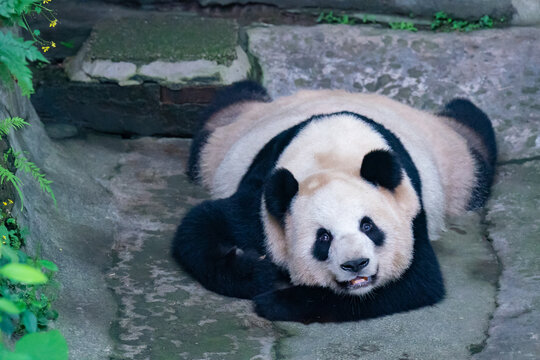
[350, 276, 369, 285]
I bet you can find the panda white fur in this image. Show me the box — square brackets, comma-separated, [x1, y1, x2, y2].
[173, 81, 497, 322]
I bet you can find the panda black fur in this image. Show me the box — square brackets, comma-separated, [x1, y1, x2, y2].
[173, 81, 497, 323]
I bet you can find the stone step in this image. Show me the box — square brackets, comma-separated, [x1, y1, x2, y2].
[32, 12, 251, 137]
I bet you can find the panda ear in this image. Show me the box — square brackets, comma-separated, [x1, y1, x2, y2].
[264, 168, 299, 225]
[360, 150, 402, 191]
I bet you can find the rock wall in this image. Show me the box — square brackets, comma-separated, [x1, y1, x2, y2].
[0, 83, 118, 359]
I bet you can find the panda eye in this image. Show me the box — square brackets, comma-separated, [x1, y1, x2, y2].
[316, 228, 332, 242]
[360, 218, 373, 232]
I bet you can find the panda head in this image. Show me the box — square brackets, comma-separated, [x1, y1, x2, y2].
[263, 150, 420, 296]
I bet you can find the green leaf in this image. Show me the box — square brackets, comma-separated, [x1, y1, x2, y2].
[0, 117, 29, 138]
[0, 31, 49, 96]
[14, 330, 68, 360]
[59, 41, 74, 49]
[1, 244, 20, 263]
[38, 260, 58, 272]
[0, 166, 24, 210]
[0, 63, 14, 91]
[0, 224, 9, 239]
[6, 149, 56, 207]
[33, 29, 40, 36]
[0, 312, 15, 335]
[0, 298, 22, 314]
[21, 310, 37, 333]
[0, 263, 47, 284]
[0, 352, 31, 360]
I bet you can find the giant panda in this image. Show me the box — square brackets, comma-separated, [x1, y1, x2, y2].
[172, 80, 497, 323]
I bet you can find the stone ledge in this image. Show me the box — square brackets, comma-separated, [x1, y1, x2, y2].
[65, 13, 250, 87]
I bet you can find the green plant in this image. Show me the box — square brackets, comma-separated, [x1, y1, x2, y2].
[0, 212, 66, 359]
[431, 11, 496, 32]
[0, 117, 56, 209]
[316, 11, 356, 25]
[361, 14, 377, 24]
[0, 330, 68, 360]
[389, 21, 418, 32]
[1, 3, 65, 358]
[0, 31, 48, 97]
[0, 0, 59, 96]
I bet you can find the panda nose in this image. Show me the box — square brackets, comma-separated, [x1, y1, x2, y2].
[340, 258, 370, 273]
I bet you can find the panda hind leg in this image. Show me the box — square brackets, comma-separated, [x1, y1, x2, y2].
[171, 199, 280, 299]
[187, 81, 270, 182]
[439, 98, 497, 209]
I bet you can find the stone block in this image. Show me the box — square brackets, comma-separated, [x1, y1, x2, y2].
[65, 13, 250, 87]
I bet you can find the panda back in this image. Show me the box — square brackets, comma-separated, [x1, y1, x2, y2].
[202, 90, 475, 238]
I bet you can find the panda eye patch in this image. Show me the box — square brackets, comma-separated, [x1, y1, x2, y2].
[313, 228, 333, 261]
[359, 217, 385, 246]
[360, 219, 373, 232]
[317, 228, 332, 242]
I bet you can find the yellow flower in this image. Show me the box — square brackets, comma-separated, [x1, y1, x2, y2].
[51, 41, 56, 48]
[2, 236, 6, 240]
[49, 19, 57, 28]
[2, 242, 5, 245]
[42, 46, 50, 52]
[8, 199, 12, 204]
[2, 202, 6, 206]
[43, 0, 51, 3]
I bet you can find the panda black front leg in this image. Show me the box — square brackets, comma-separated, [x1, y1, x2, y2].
[254, 286, 347, 323]
[172, 198, 283, 299]
[254, 268, 444, 323]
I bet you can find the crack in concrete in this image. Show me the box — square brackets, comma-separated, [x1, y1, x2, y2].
[471, 211, 503, 358]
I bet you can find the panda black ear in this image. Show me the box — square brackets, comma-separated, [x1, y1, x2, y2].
[360, 150, 402, 191]
[264, 168, 299, 225]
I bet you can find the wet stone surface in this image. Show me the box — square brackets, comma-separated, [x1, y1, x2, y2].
[98, 137, 278, 359]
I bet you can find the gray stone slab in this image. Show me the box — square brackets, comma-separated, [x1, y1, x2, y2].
[247, 25, 540, 162]
[274, 214, 498, 359]
[474, 161, 540, 360]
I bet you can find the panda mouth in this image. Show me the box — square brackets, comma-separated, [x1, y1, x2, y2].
[338, 274, 377, 290]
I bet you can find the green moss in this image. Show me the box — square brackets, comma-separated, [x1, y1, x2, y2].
[87, 14, 239, 65]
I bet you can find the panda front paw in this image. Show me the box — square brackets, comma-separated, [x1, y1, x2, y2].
[253, 290, 296, 321]
[253, 287, 325, 323]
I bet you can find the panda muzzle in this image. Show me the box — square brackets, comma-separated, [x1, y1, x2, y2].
[338, 274, 377, 289]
